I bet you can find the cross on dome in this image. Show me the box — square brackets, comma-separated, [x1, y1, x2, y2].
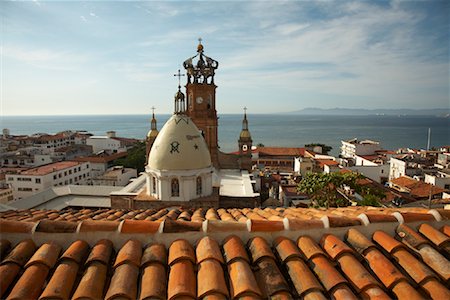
[173, 69, 185, 88]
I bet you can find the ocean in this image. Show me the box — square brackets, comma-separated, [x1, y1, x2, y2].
[1, 114, 449, 156]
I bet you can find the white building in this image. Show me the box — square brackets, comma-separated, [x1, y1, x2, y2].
[92, 166, 137, 186]
[425, 170, 450, 190]
[86, 136, 125, 154]
[145, 113, 214, 201]
[6, 161, 91, 200]
[340, 139, 382, 160]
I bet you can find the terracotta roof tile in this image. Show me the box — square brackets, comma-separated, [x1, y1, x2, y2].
[196, 236, 224, 264]
[72, 261, 108, 300]
[39, 260, 79, 300]
[228, 259, 262, 298]
[373, 230, 449, 299]
[78, 220, 120, 232]
[297, 236, 326, 260]
[254, 257, 291, 298]
[168, 260, 196, 300]
[25, 242, 61, 269]
[162, 219, 202, 233]
[223, 235, 250, 264]
[141, 243, 167, 267]
[120, 219, 160, 233]
[35, 219, 78, 233]
[139, 263, 167, 299]
[6, 263, 50, 300]
[248, 219, 284, 231]
[418, 223, 450, 250]
[197, 259, 229, 298]
[85, 239, 113, 266]
[105, 263, 139, 300]
[345, 229, 425, 299]
[0, 219, 36, 233]
[0, 263, 21, 298]
[248, 236, 276, 263]
[442, 224, 450, 236]
[1, 239, 36, 266]
[168, 239, 195, 266]
[114, 239, 142, 268]
[273, 237, 302, 262]
[321, 234, 389, 299]
[204, 220, 247, 232]
[396, 224, 450, 282]
[60, 239, 89, 264]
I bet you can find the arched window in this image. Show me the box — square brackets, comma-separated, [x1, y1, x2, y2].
[196, 176, 202, 195]
[171, 178, 179, 197]
[152, 177, 156, 194]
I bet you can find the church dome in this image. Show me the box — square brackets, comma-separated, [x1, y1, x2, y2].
[148, 114, 211, 170]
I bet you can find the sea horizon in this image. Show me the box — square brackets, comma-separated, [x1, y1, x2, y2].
[1, 114, 449, 156]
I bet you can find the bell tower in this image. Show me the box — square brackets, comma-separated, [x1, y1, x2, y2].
[183, 39, 219, 166]
[145, 107, 159, 158]
[238, 107, 253, 171]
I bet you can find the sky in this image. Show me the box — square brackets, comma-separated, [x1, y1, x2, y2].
[1, 0, 449, 115]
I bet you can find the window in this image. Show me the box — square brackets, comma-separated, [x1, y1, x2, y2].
[171, 178, 179, 197]
[35, 178, 41, 184]
[196, 177, 202, 195]
[152, 177, 156, 194]
[7, 177, 13, 181]
[53, 175, 57, 180]
[18, 187, 32, 192]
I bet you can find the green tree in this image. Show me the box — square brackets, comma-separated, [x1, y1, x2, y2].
[305, 143, 333, 155]
[115, 141, 146, 172]
[297, 172, 361, 208]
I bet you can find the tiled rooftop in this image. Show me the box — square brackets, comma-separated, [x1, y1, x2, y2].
[0, 221, 449, 299]
[1, 206, 448, 226]
[17, 161, 82, 176]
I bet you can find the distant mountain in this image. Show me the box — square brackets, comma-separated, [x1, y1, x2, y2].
[283, 107, 450, 116]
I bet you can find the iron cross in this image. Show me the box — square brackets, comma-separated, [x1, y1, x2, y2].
[174, 69, 185, 87]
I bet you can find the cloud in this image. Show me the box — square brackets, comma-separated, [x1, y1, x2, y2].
[80, 16, 87, 23]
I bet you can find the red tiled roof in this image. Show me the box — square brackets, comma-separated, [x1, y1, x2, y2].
[256, 147, 306, 157]
[391, 176, 446, 198]
[37, 133, 68, 142]
[18, 161, 81, 176]
[316, 159, 339, 167]
[0, 213, 449, 299]
[73, 151, 127, 163]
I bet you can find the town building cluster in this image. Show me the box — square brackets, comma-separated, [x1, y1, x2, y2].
[1, 42, 449, 212]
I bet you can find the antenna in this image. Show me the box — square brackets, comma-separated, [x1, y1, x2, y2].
[427, 128, 431, 151]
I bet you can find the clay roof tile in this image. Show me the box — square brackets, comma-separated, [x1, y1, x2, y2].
[442, 224, 450, 237]
[222, 235, 250, 264]
[1, 239, 36, 267]
[273, 237, 302, 263]
[60, 239, 90, 264]
[24, 241, 61, 269]
[39, 260, 79, 300]
[320, 234, 354, 260]
[0, 263, 21, 298]
[105, 263, 139, 300]
[345, 228, 376, 254]
[372, 230, 404, 253]
[7, 263, 50, 300]
[297, 236, 326, 260]
[139, 263, 167, 299]
[254, 256, 290, 297]
[227, 259, 262, 298]
[85, 239, 114, 266]
[418, 223, 450, 248]
[72, 261, 108, 300]
[196, 236, 224, 264]
[141, 243, 167, 267]
[0, 219, 36, 233]
[120, 219, 161, 233]
[197, 259, 229, 298]
[167, 260, 196, 300]
[78, 220, 120, 232]
[248, 219, 284, 232]
[162, 219, 202, 233]
[114, 239, 142, 268]
[248, 236, 276, 263]
[396, 223, 428, 248]
[168, 239, 195, 266]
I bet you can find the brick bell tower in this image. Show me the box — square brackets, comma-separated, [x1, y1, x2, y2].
[183, 39, 219, 167]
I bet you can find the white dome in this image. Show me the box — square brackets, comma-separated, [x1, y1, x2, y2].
[147, 114, 211, 170]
